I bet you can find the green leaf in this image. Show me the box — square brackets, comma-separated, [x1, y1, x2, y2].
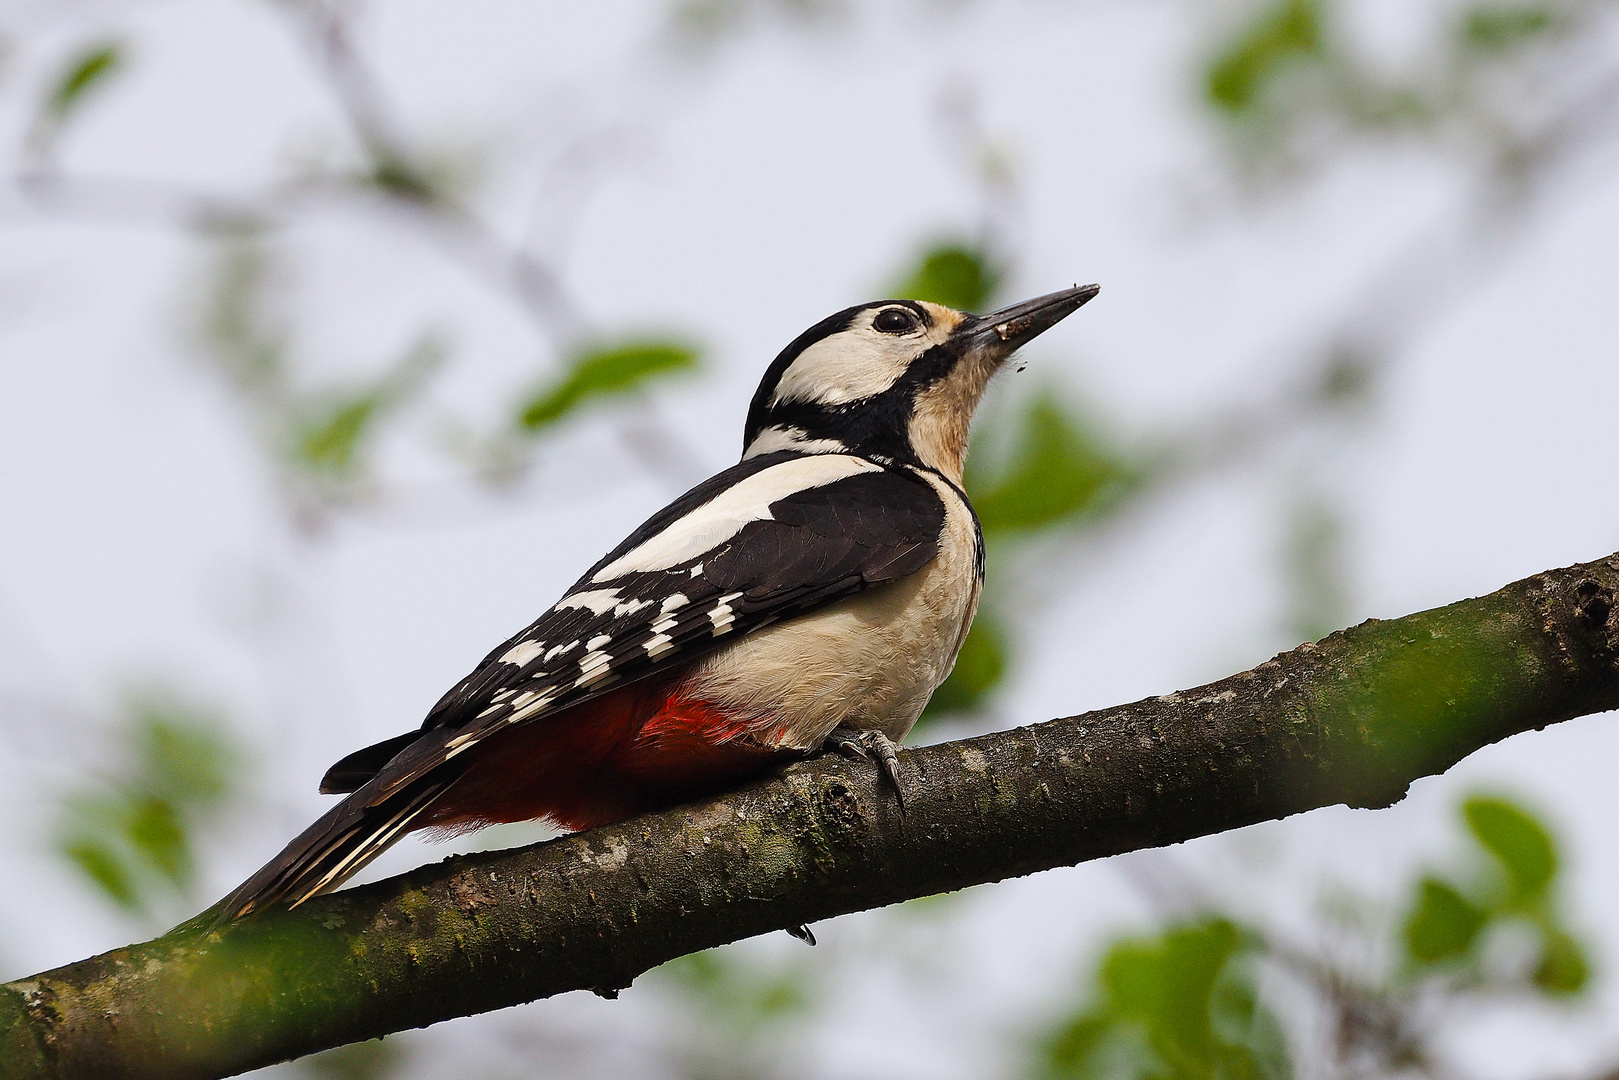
[920, 616, 1007, 721]
[1463, 796, 1557, 904]
[290, 334, 444, 478]
[893, 244, 1001, 312]
[61, 838, 138, 909]
[657, 948, 811, 1038]
[137, 715, 233, 808]
[1037, 919, 1288, 1080]
[296, 394, 381, 475]
[1206, 0, 1323, 115]
[1533, 927, 1589, 996]
[1404, 876, 1487, 964]
[1461, 5, 1558, 51]
[123, 796, 190, 886]
[53, 693, 240, 914]
[519, 340, 699, 432]
[47, 41, 123, 118]
[967, 391, 1138, 535]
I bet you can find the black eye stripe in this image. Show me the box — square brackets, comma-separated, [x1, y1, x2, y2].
[873, 308, 916, 334]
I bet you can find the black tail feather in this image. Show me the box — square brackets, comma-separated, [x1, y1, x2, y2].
[320, 732, 422, 794]
[214, 770, 460, 923]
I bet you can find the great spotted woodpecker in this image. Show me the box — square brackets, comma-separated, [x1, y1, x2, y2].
[218, 284, 1098, 919]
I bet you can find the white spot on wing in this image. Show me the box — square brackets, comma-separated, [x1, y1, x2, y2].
[586, 634, 612, 651]
[500, 640, 545, 666]
[709, 591, 743, 637]
[556, 588, 622, 614]
[507, 690, 556, 723]
[575, 650, 617, 689]
[589, 456, 881, 582]
[545, 639, 580, 662]
[645, 633, 676, 658]
[660, 593, 689, 613]
[689, 563, 703, 577]
[650, 616, 679, 634]
[613, 598, 652, 617]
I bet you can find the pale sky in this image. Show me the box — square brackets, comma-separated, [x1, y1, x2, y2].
[2, 2, 1619, 1077]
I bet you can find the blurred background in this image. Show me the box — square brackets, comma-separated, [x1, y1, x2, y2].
[3, 0, 1619, 1077]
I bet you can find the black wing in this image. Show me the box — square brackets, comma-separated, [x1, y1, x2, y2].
[216, 452, 945, 919]
[335, 451, 946, 801]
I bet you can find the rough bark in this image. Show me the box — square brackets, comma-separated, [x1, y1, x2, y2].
[3, 554, 1618, 1080]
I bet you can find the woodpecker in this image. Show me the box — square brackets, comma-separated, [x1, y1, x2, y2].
[217, 283, 1099, 919]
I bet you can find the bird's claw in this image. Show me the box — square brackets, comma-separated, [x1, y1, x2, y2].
[785, 923, 817, 946]
[822, 727, 906, 814]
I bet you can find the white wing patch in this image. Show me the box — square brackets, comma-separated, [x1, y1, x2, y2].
[575, 650, 617, 689]
[709, 592, 743, 636]
[589, 455, 882, 582]
[544, 639, 580, 663]
[499, 640, 546, 666]
[660, 593, 690, 614]
[556, 588, 622, 614]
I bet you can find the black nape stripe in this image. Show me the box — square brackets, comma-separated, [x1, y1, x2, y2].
[749, 333, 968, 467]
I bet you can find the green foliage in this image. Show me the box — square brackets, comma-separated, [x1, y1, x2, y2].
[45, 40, 123, 119]
[55, 695, 240, 916]
[1399, 794, 1588, 995]
[1404, 877, 1488, 963]
[518, 340, 700, 432]
[1463, 795, 1556, 904]
[1036, 918, 1290, 1080]
[1461, 5, 1559, 51]
[656, 944, 816, 1077]
[197, 238, 445, 493]
[1535, 928, 1590, 994]
[1205, 0, 1323, 115]
[968, 390, 1139, 536]
[893, 244, 1001, 313]
[290, 336, 443, 479]
[921, 616, 1008, 722]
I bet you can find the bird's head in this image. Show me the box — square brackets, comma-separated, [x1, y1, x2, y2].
[743, 284, 1099, 483]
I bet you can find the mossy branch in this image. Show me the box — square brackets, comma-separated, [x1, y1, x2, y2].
[4, 554, 1619, 1080]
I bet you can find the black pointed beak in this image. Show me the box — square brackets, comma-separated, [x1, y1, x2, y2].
[963, 283, 1099, 360]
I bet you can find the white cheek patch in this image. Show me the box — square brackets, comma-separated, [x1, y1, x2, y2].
[768, 305, 963, 410]
[771, 329, 917, 408]
[590, 455, 881, 582]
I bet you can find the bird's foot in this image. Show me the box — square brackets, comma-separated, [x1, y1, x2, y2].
[822, 727, 906, 814]
[785, 924, 817, 946]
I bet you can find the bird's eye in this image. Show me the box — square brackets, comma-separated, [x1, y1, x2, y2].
[872, 308, 916, 334]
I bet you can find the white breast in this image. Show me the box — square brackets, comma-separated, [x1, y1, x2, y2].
[681, 469, 982, 751]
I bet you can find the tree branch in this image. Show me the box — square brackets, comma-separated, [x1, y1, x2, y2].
[4, 553, 1618, 1080]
